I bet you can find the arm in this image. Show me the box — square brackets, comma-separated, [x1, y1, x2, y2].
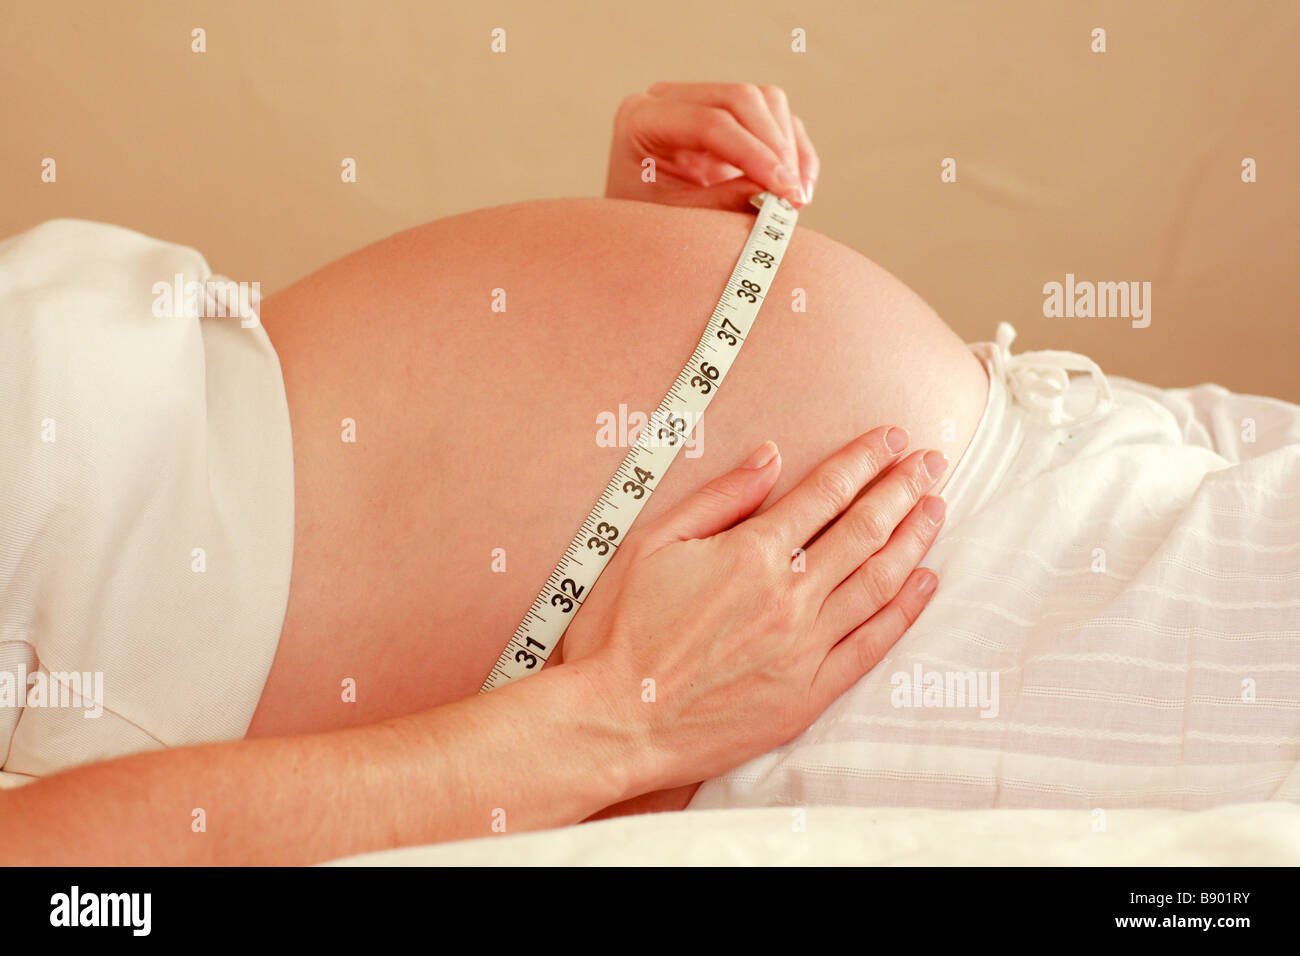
[0, 661, 645, 866]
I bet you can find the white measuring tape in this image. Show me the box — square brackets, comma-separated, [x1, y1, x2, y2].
[479, 192, 799, 692]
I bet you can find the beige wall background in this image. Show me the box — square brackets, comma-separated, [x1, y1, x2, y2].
[3, 0, 1297, 399]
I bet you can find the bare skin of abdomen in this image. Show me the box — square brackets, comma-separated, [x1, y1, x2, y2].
[246, 198, 988, 811]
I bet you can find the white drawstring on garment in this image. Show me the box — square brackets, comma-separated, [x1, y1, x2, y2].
[990, 322, 1113, 428]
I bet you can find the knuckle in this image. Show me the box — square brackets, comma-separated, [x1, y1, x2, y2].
[758, 84, 788, 108]
[896, 590, 926, 628]
[703, 472, 745, 503]
[908, 456, 936, 496]
[814, 467, 858, 510]
[856, 437, 888, 475]
[855, 630, 884, 673]
[883, 484, 922, 524]
[730, 83, 766, 110]
[907, 512, 938, 549]
[893, 466, 925, 503]
[851, 507, 893, 551]
[862, 560, 899, 607]
[699, 109, 739, 145]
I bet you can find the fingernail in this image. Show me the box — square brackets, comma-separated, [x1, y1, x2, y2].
[922, 496, 946, 524]
[924, 451, 948, 479]
[743, 440, 779, 469]
[774, 166, 803, 198]
[804, 176, 816, 201]
[917, 571, 938, 596]
[885, 427, 908, 453]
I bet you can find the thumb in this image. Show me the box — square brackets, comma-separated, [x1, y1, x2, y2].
[640, 441, 782, 548]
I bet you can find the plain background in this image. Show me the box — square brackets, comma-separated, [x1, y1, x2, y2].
[3, 0, 1297, 400]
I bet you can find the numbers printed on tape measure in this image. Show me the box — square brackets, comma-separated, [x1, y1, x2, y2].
[480, 192, 799, 692]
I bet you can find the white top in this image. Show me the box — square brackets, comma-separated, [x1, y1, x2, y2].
[0, 219, 294, 776]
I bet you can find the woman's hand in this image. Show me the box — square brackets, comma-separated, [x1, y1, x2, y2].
[2, 428, 944, 863]
[559, 426, 948, 791]
[605, 82, 820, 212]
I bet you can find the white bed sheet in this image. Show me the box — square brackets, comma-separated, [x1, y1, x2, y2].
[331, 803, 1300, 866]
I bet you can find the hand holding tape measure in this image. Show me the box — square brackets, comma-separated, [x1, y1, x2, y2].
[605, 81, 820, 212]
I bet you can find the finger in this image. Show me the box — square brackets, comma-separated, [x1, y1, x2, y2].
[644, 84, 804, 202]
[811, 568, 938, 704]
[805, 448, 948, 588]
[656, 149, 744, 188]
[792, 116, 820, 202]
[754, 426, 909, 551]
[817, 494, 946, 640]
[757, 85, 800, 181]
[648, 82, 792, 166]
[670, 176, 769, 212]
[635, 440, 782, 551]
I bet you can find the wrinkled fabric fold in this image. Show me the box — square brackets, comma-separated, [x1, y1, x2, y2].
[0, 219, 295, 775]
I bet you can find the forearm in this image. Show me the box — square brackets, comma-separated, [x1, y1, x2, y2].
[0, 662, 650, 865]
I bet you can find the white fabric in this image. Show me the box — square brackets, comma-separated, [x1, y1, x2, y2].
[331, 802, 1300, 866]
[691, 322, 1300, 811]
[990, 322, 1113, 428]
[0, 219, 295, 775]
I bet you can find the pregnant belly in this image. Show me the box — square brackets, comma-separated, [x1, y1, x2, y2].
[246, 198, 989, 741]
